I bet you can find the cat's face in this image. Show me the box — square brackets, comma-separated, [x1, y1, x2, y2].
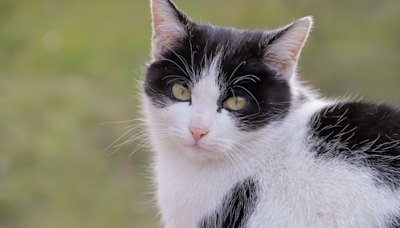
[143, 0, 312, 161]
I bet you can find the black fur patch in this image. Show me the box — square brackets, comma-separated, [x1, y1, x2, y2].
[198, 178, 258, 228]
[310, 102, 400, 188]
[145, 19, 292, 131]
[387, 216, 400, 228]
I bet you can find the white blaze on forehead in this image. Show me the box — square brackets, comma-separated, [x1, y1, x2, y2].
[189, 53, 222, 129]
[191, 53, 222, 109]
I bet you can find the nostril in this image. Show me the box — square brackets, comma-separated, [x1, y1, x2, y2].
[189, 127, 209, 142]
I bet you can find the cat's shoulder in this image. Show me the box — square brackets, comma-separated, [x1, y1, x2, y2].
[307, 101, 400, 187]
[309, 101, 400, 144]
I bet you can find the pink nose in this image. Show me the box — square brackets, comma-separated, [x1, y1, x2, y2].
[189, 127, 208, 142]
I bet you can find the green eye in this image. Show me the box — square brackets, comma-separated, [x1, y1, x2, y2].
[225, 96, 246, 111]
[172, 83, 191, 101]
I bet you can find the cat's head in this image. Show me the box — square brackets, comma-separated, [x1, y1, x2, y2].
[143, 0, 312, 162]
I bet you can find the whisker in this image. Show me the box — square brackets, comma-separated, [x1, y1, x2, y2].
[161, 58, 190, 78]
[113, 131, 146, 148]
[104, 125, 142, 153]
[189, 37, 198, 81]
[107, 132, 147, 156]
[101, 119, 142, 124]
[119, 124, 146, 130]
[227, 61, 247, 85]
[232, 74, 261, 85]
[162, 75, 189, 81]
[130, 140, 150, 158]
[169, 49, 192, 77]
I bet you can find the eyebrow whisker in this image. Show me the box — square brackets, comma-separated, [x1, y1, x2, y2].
[227, 61, 247, 86]
[232, 74, 261, 85]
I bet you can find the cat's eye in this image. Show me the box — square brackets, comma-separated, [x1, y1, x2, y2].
[225, 96, 246, 111]
[172, 83, 191, 101]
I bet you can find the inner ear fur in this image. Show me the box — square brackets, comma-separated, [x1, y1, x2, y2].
[150, 0, 192, 60]
[262, 16, 313, 80]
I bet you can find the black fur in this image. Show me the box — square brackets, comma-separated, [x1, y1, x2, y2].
[198, 178, 258, 228]
[387, 216, 400, 228]
[309, 102, 400, 188]
[144, 14, 292, 131]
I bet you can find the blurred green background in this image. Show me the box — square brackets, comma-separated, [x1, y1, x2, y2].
[1, 0, 399, 227]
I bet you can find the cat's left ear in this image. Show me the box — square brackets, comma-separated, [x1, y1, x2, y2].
[263, 16, 313, 80]
[150, 0, 191, 60]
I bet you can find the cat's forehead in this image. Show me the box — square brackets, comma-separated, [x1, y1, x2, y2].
[191, 70, 221, 109]
[191, 24, 265, 52]
[160, 24, 270, 87]
[170, 24, 266, 65]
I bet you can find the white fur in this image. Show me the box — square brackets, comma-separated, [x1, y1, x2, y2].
[142, 1, 400, 227]
[143, 58, 400, 228]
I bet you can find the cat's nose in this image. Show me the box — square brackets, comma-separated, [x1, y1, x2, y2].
[189, 127, 208, 142]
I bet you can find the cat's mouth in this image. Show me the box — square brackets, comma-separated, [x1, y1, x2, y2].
[183, 144, 220, 161]
[188, 143, 208, 152]
[173, 133, 220, 160]
[185, 141, 218, 157]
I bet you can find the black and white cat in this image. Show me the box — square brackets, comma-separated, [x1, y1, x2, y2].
[140, 0, 400, 227]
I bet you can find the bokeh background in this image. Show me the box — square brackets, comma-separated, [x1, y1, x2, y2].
[1, 0, 399, 227]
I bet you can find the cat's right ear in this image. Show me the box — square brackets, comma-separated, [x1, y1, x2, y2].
[150, 0, 191, 60]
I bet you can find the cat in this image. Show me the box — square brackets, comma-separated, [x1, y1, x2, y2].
[139, 0, 400, 227]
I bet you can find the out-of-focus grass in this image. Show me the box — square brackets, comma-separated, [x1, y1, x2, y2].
[0, 0, 399, 227]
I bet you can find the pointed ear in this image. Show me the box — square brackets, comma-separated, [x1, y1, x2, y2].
[150, 0, 191, 60]
[263, 16, 313, 80]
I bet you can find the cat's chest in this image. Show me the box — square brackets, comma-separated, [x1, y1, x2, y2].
[155, 144, 399, 228]
[155, 150, 258, 227]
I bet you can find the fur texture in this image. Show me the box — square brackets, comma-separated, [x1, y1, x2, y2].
[140, 0, 400, 227]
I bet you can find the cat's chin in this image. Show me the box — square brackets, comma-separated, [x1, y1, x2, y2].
[180, 144, 222, 162]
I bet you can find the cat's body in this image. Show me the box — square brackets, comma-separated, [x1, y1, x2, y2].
[141, 0, 400, 227]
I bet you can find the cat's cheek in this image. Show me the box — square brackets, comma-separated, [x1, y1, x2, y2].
[144, 99, 189, 134]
